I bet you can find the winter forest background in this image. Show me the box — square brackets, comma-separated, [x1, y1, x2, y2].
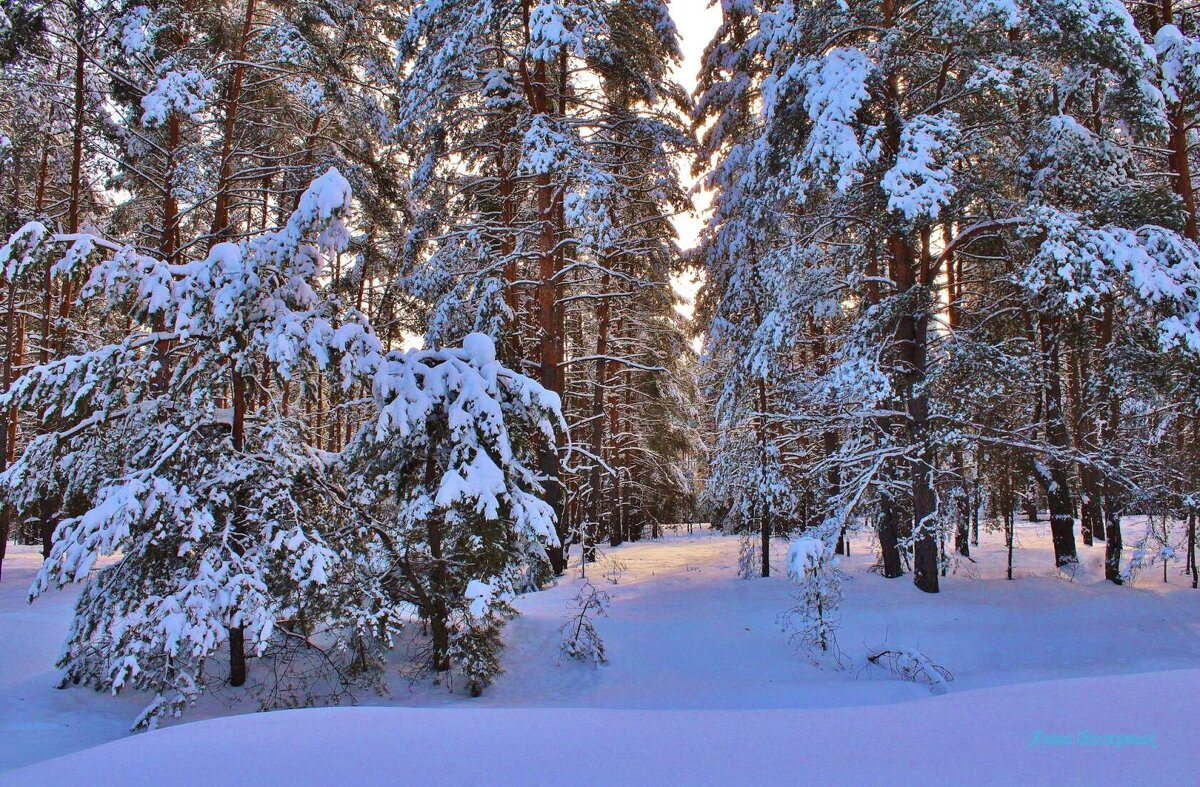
[0, 0, 1198, 782]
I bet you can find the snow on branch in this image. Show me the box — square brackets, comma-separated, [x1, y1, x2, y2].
[865, 644, 955, 695]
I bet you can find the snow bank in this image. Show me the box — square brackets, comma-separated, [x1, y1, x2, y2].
[4, 669, 1193, 786]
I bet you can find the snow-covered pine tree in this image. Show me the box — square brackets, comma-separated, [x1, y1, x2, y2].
[341, 332, 565, 696]
[696, 0, 1200, 591]
[0, 169, 389, 728]
[783, 534, 843, 664]
[694, 0, 802, 577]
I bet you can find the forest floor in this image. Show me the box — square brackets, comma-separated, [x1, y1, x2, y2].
[0, 518, 1197, 785]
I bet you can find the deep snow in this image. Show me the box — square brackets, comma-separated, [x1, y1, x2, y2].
[1, 518, 1197, 784]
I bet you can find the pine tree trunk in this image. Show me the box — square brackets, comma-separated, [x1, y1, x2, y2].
[35, 98, 55, 368]
[208, 0, 257, 244]
[877, 488, 903, 578]
[1168, 107, 1197, 243]
[55, 0, 87, 352]
[826, 430, 846, 554]
[1068, 344, 1099, 545]
[515, 7, 567, 574]
[609, 361, 624, 545]
[895, 234, 937, 593]
[622, 381, 633, 542]
[954, 462, 970, 558]
[1188, 510, 1197, 590]
[1036, 315, 1079, 567]
[947, 228, 969, 559]
[757, 377, 771, 578]
[970, 471, 980, 547]
[536, 150, 565, 574]
[591, 274, 612, 554]
[228, 369, 248, 687]
[1006, 508, 1014, 581]
[498, 136, 520, 362]
[1094, 301, 1123, 583]
[427, 513, 452, 674]
[881, 41, 938, 590]
[866, 241, 902, 579]
[34, 4, 89, 560]
[0, 278, 16, 580]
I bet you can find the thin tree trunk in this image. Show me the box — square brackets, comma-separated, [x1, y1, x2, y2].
[1168, 99, 1197, 242]
[953, 449, 970, 558]
[151, 111, 182, 392]
[1188, 510, 1197, 590]
[1068, 344, 1100, 545]
[0, 278, 16, 579]
[1006, 507, 1014, 580]
[970, 464, 980, 547]
[590, 274, 611, 554]
[56, 0, 87, 352]
[867, 241, 902, 578]
[208, 0, 257, 244]
[228, 368, 248, 687]
[826, 430, 846, 553]
[1095, 301, 1122, 583]
[757, 375, 771, 578]
[427, 515, 453, 674]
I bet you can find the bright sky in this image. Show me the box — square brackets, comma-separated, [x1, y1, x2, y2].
[668, 0, 721, 319]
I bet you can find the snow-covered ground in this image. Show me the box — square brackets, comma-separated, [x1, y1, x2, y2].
[1, 519, 1197, 785]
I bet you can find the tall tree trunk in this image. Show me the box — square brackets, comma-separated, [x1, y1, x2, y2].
[498, 136, 520, 363]
[944, 223, 969, 559]
[1006, 507, 1015, 580]
[228, 368, 248, 687]
[622, 378, 633, 541]
[756, 375, 771, 578]
[526, 48, 566, 574]
[867, 242, 902, 578]
[426, 518, 452, 673]
[1188, 510, 1197, 590]
[590, 274, 612, 553]
[970, 458, 980, 547]
[881, 13, 937, 591]
[1089, 299, 1122, 583]
[1036, 315, 1079, 567]
[0, 278, 17, 580]
[56, 0, 87, 352]
[152, 112, 182, 392]
[877, 485, 903, 578]
[609, 341, 624, 545]
[1164, 45, 1197, 237]
[825, 430, 846, 553]
[894, 231, 937, 593]
[953, 450, 970, 558]
[208, 0, 258, 244]
[537, 193, 564, 572]
[1068, 344, 1100, 545]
